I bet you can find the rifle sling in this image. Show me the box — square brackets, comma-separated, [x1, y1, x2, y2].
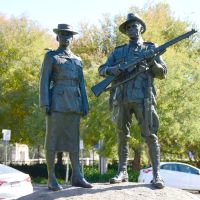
[104, 49, 166, 92]
[104, 68, 149, 92]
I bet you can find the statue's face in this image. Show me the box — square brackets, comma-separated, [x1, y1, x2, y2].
[126, 21, 142, 40]
[57, 31, 73, 47]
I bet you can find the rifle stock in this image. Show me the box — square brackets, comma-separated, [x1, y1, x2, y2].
[91, 75, 115, 97]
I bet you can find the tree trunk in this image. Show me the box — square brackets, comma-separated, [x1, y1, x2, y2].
[132, 147, 141, 172]
[56, 152, 63, 165]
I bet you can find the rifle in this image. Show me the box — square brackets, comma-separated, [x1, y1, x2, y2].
[91, 29, 197, 97]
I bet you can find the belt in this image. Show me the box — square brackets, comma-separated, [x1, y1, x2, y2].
[54, 79, 78, 86]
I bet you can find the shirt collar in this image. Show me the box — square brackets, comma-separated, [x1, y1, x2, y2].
[129, 39, 143, 47]
[57, 48, 71, 56]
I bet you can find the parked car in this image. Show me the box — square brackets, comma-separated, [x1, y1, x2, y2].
[0, 164, 33, 199]
[138, 162, 200, 191]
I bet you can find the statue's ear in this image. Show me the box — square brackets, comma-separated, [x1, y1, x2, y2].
[140, 26, 144, 33]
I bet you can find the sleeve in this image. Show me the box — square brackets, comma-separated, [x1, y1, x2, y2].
[148, 43, 167, 79]
[98, 51, 116, 77]
[79, 66, 89, 116]
[39, 52, 53, 107]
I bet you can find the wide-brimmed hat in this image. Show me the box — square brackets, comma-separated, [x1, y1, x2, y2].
[119, 13, 146, 34]
[53, 24, 78, 35]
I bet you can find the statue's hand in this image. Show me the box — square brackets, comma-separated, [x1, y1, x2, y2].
[144, 49, 156, 66]
[43, 106, 51, 115]
[151, 63, 165, 79]
[137, 63, 147, 71]
[106, 65, 121, 76]
[82, 108, 89, 117]
[144, 49, 155, 60]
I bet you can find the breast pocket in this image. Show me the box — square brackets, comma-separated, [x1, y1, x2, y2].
[60, 62, 77, 78]
[55, 58, 78, 79]
[134, 77, 143, 88]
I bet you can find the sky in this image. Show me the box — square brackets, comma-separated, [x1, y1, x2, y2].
[0, 0, 199, 34]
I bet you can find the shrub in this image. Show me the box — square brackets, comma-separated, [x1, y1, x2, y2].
[9, 163, 139, 184]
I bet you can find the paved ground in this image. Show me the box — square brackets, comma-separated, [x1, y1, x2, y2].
[33, 184, 200, 198]
[17, 183, 200, 200]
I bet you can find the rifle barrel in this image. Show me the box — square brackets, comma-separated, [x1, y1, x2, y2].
[156, 29, 197, 53]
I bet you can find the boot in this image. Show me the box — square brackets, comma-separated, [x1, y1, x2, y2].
[151, 175, 165, 189]
[46, 151, 63, 191]
[69, 152, 93, 188]
[110, 135, 129, 184]
[110, 170, 128, 184]
[146, 134, 164, 189]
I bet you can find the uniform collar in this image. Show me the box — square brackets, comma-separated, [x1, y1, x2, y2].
[57, 47, 71, 56]
[129, 39, 143, 47]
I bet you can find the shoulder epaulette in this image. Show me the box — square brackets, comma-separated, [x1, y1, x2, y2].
[44, 48, 53, 52]
[144, 42, 157, 49]
[44, 48, 56, 58]
[70, 54, 82, 67]
[144, 41, 155, 45]
[70, 53, 82, 62]
[115, 44, 127, 49]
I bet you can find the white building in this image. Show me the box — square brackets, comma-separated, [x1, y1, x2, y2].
[0, 143, 30, 164]
[11, 143, 29, 163]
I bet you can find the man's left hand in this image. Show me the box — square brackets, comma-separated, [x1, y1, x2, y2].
[82, 108, 89, 117]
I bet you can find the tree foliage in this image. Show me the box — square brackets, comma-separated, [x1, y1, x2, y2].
[0, 15, 55, 145]
[0, 2, 199, 163]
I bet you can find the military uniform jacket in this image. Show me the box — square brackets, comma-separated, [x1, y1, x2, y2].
[99, 41, 167, 107]
[39, 48, 89, 115]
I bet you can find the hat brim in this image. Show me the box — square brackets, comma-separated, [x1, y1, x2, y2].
[53, 29, 78, 35]
[119, 18, 146, 34]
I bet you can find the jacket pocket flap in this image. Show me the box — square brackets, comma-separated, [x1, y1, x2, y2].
[55, 89, 64, 95]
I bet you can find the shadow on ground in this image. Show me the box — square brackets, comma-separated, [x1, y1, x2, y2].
[18, 182, 199, 200]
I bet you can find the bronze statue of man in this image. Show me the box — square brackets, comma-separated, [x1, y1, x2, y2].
[98, 13, 167, 188]
[39, 24, 92, 190]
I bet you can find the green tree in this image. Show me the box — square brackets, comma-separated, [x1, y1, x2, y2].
[0, 15, 55, 147]
[0, 2, 199, 168]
